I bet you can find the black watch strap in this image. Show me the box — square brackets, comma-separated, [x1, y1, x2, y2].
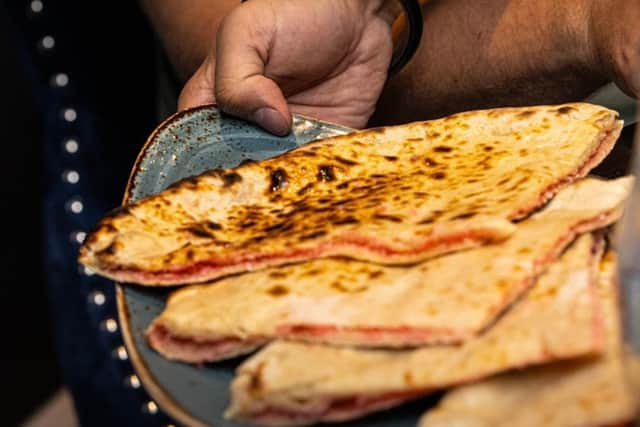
[388, 0, 423, 76]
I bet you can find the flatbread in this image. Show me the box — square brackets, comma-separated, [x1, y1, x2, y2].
[226, 234, 605, 426]
[418, 252, 638, 427]
[79, 103, 620, 285]
[146, 177, 632, 362]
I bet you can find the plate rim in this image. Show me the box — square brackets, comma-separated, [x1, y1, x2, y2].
[116, 104, 353, 426]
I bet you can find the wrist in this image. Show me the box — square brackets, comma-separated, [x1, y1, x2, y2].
[584, 0, 614, 82]
[541, 0, 609, 91]
[352, 0, 421, 76]
[587, 0, 640, 95]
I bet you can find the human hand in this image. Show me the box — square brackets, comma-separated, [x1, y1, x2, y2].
[178, 0, 398, 135]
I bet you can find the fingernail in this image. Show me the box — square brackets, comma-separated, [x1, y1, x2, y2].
[253, 107, 290, 136]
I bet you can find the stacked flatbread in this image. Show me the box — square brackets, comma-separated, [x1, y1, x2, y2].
[418, 253, 639, 427]
[79, 102, 639, 426]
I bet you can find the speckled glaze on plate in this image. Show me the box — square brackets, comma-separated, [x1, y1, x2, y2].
[117, 105, 439, 427]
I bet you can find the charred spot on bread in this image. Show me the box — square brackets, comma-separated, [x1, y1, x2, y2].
[206, 221, 222, 230]
[451, 212, 477, 220]
[404, 372, 415, 386]
[331, 281, 348, 292]
[96, 241, 118, 257]
[302, 267, 324, 277]
[556, 106, 576, 115]
[333, 216, 359, 225]
[516, 110, 536, 119]
[182, 221, 223, 238]
[331, 281, 368, 293]
[222, 172, 242, 187]
[368, 270, 384, 279]
[424, 157, 438, 166]
[297, 183, 314, 196]
[299, 230, 327, 240]
[248, 363, 265, 396]
[335, 156, 358, 166]
[263, 221, 292, 233]
[433, 146, 453, 153]
[266, 285, 289, 297]
[317, 165, 335, 182]
[183, 225, 213, 238]
[373, 213, 403, 223]
[270, 169, 288, 191]
[268, 271, 289, 279]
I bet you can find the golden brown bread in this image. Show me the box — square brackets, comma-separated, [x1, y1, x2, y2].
[226, 233, 606, 426]
[418, 252, 638, 427]
[79, 103, 620, 286]
[146, 177, 632, 361]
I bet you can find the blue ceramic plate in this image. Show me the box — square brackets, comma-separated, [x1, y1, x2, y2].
[117, 106, 438, 426]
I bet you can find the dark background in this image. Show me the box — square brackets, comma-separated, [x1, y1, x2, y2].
[0, 3, 56, 424]
[0, 1, 158, 425]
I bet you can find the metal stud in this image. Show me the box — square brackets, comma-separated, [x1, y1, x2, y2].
[87, 290, 105, 306]
[39, 35, 55, 50]
[143, 401, 159, 415]
[113, 345, 128, 361]
[51, 73, 69, 88]
[101, 318, 118, 333]
[124, 374, 141, 389]
[64, 138, 79, 154]
[29, 0, 43, 13]
[63, 169, 80, 184]
[62, 108, 77, 122]
[66, 197, 83, 214]
[70, 230, 86, 244]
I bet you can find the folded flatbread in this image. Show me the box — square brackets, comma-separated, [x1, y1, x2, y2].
[226, 233, 605, 426]
[79, 103, 620, 285]
[418, 252, 638, 427]
[146, 177, 632, 362]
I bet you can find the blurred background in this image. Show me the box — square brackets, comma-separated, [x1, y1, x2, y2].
[1, 1, 158, 425]
[0, 1, 637, 426]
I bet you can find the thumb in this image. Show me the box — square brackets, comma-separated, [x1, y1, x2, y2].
[213, 10, 292, 136]
[179, 52, 292, 136]
[218, 75, 292, 136]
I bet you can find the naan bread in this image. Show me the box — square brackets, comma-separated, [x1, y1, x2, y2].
[226, 234, 605, 426]
[418, 252, 638, 427]
[79, 103, 620, 285]
[146, 177, 632, 362]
